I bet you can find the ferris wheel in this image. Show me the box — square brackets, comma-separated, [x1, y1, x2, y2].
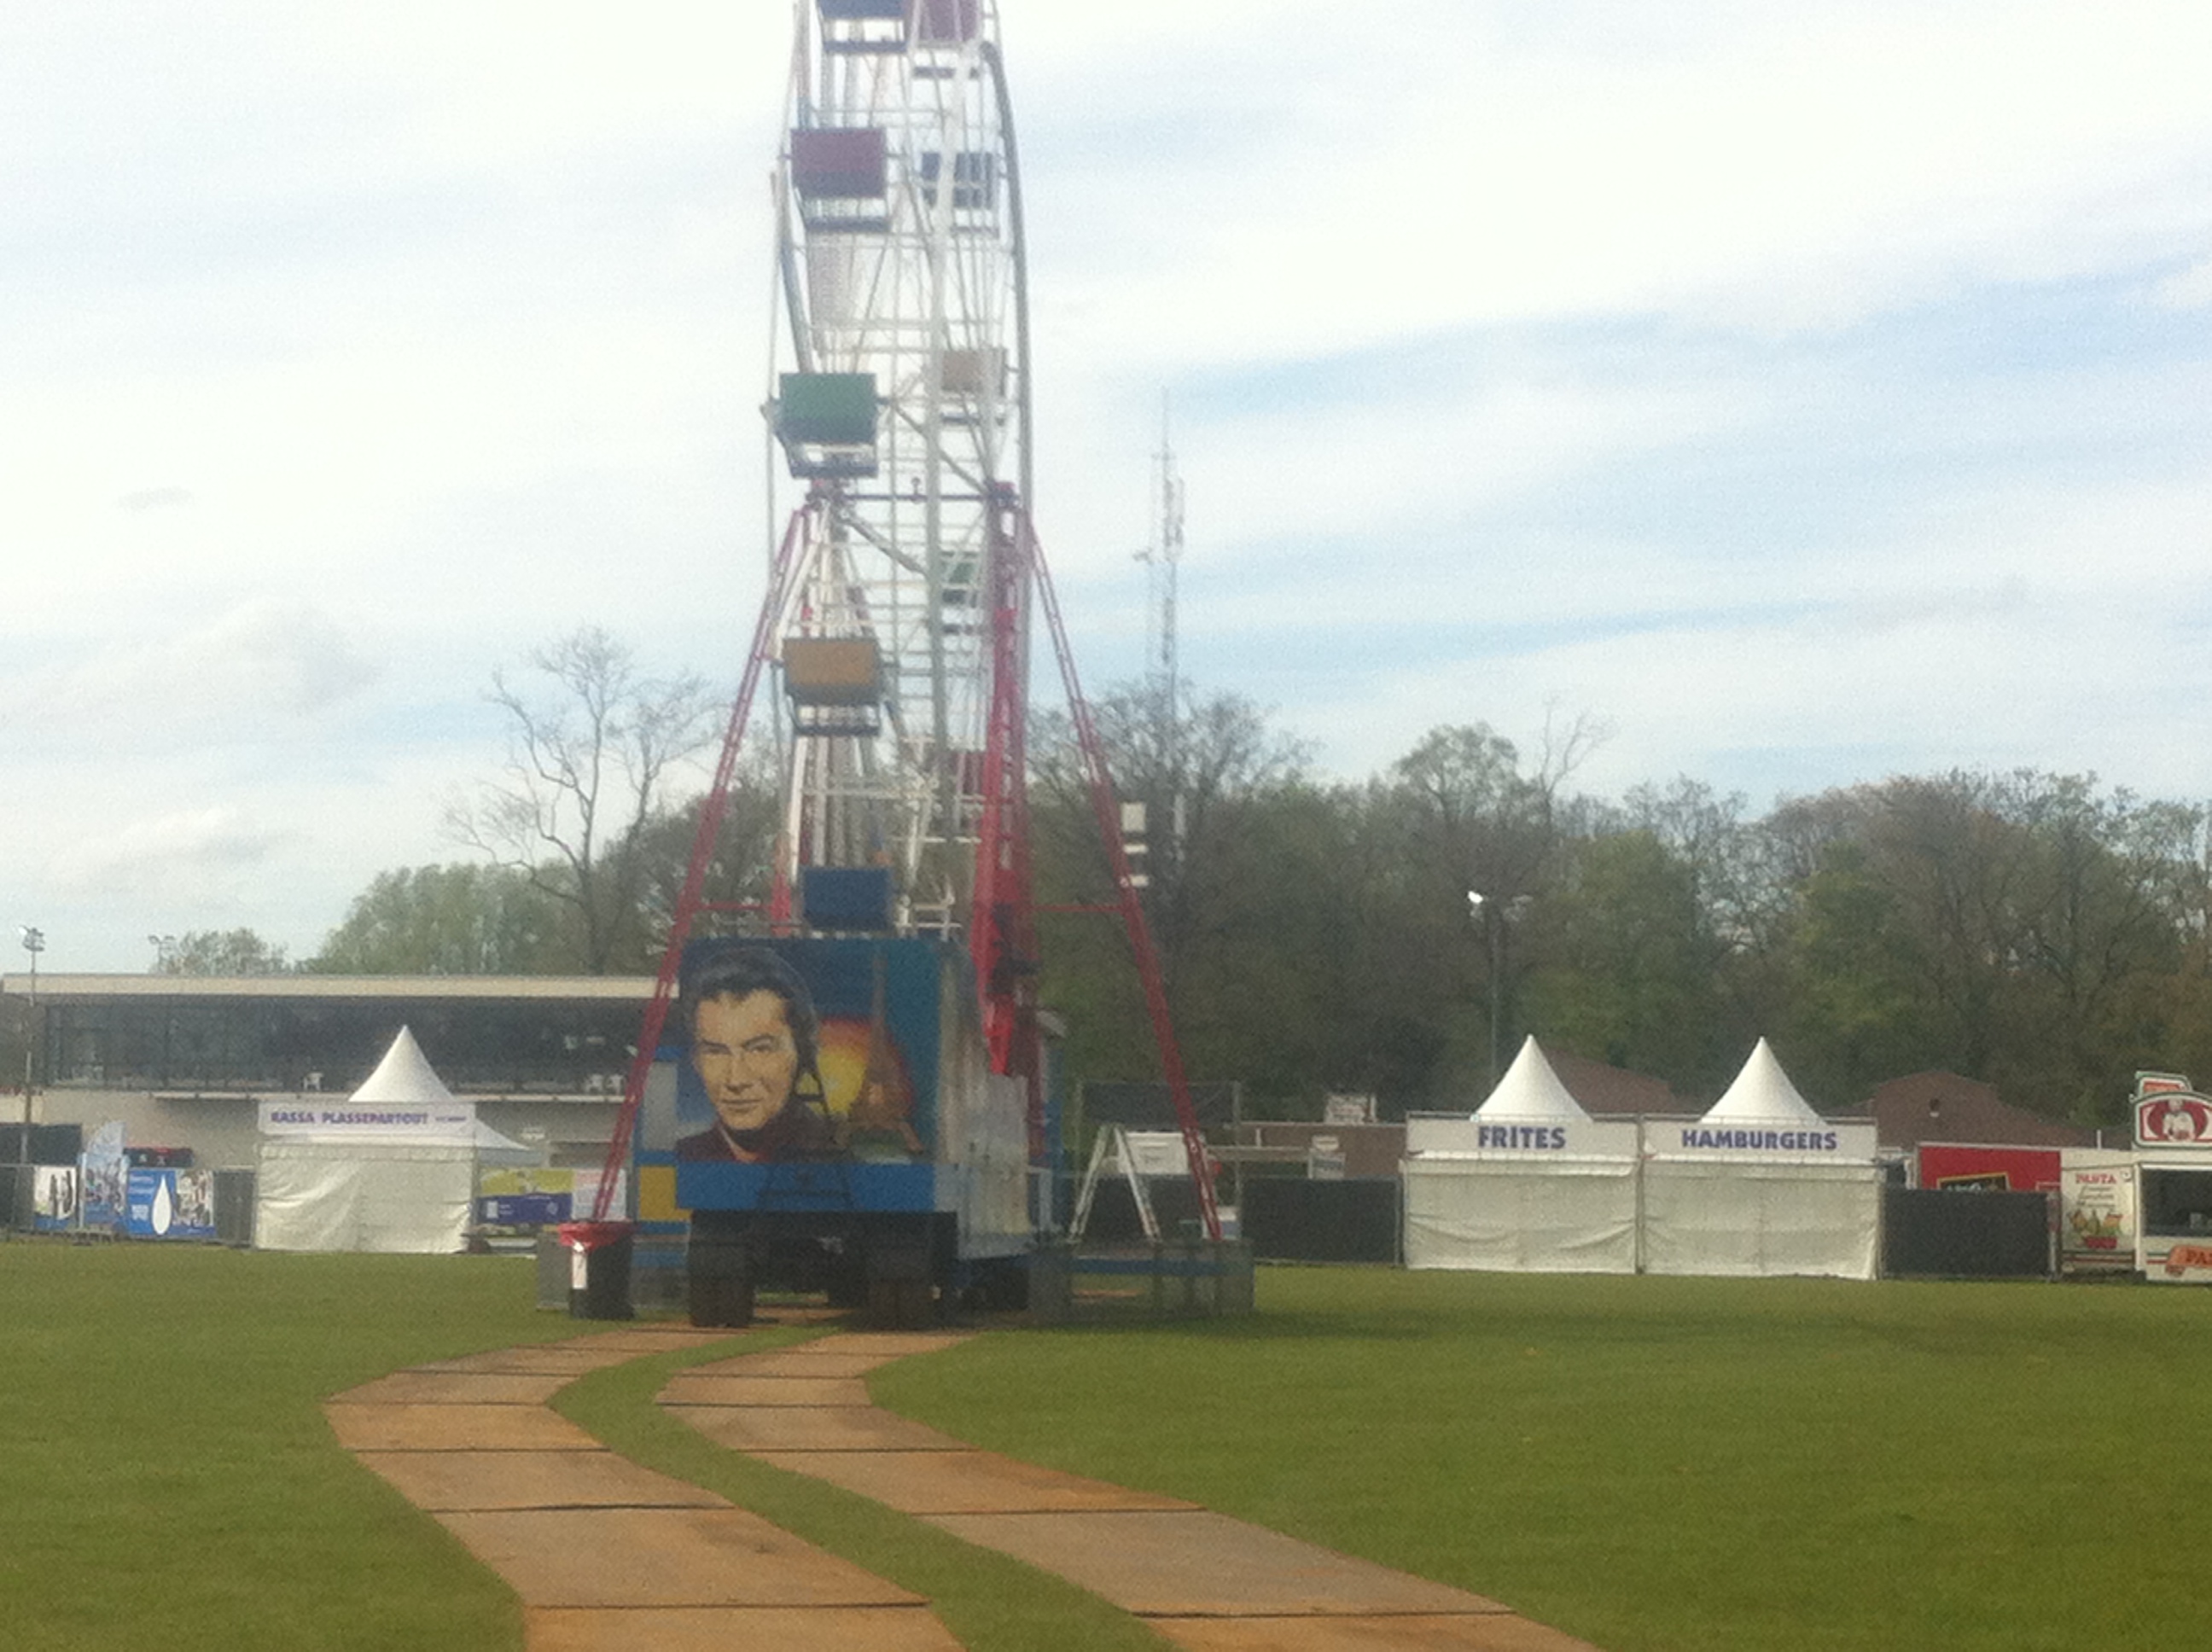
[765, 0, 1029, 941]
[591, 0, 1221, 1242]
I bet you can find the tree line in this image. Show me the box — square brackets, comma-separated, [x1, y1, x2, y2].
[1031, 685, 2212, 1127]
[158, 630, 2212, 1128]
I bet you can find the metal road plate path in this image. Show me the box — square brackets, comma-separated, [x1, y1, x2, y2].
[332, 1370, 575, 1406]
[667, 1402, 972, 1454]
[524, 1603, 961, 1652]
[689, 1348, 911, 1378]
[1145, 1615, 1603, 1651]
[397, 1328, 743, 1377]
[656, 1372, 877, 1408]
[411, 1353, 645, 1380]
[352, 1448, 727, 1513]
[750, 1447, 1202, 1515]
[434, 1506, 924, 1609]
[323, 1401, 603, 1452]
[800, 1334, 972, 1358]
[921, 1509, 1513, 1620]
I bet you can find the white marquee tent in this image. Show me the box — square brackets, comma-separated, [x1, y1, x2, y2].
[1403, 1037, 1642, 1272]
[254, 1027, 537, 1254]
[1640, 1038, 1881, 1280]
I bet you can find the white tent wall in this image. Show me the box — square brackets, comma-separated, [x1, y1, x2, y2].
[1633, 1041, 1882, 1281]
[1640, 1159, 1881, 1280]
[1401, 1106, 1642, 1275]
[255, 1141, 479, 1254]
[1404, 1156, 1638, 1272]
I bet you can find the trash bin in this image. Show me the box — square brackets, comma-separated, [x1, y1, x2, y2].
[556, 1220, 635, 1320]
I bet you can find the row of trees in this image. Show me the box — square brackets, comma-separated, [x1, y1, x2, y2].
[1034, 686, 2212, 1126]
[157, 630, 2212, 1127]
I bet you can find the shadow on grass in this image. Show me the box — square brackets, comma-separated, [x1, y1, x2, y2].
[550, 1321, 1166, 1652]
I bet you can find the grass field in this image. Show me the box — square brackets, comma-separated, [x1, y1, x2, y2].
[0, 1242, 565, 1651]
[878, 1267, 2212, 1650]
[8, 1243, 2210, 1650]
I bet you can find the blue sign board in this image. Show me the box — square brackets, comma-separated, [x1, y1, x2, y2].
[124, 1168, 218, 1241]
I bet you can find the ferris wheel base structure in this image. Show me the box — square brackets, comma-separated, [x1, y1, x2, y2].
[660, 932, 1036, 1329]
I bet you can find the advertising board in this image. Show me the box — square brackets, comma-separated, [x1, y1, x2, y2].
[2145, 1237, 2212, 1282]
[1405, 1117, 1640, 1158]
[2058, 1152, 2136, 1271]
[1918, 1143, 2061, 1192]
[32, 1165, 79, 1231]
[665, 937, 946, 1215]
[1641, 1118, 1879, 1162]
[476, 1167, 623, 1228]
[124, 1167, 218, 1241]
[81, 1122, 126, 1230]
[2135, 1091, 2212, 1149]
[257, 1099, 478, 1140]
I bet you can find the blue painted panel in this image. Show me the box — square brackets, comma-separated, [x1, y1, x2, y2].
[677, 1159, 940, 1214]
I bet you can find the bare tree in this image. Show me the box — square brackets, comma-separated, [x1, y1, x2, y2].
[447, 626, 723, 972]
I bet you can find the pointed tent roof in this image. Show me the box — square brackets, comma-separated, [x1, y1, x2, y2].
[1475, 1037, 1594, 1122]
[1703, 1038, 1824, 1125]
[348, 1025, 460, 1108]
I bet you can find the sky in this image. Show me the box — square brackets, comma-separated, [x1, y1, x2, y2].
[3, 0, 2210, 974]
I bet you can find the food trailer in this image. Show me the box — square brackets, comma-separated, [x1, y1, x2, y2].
[2131, 1072, 2212, 1283]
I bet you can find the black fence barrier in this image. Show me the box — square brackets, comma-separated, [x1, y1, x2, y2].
[0, 1124, 84, 1166]
[212, 1170, 256, 1247]
[1243, 1178, 1400, 1264]
[1883, 1186, 2052, 1279]
[1080, 1175, 1207, 1244]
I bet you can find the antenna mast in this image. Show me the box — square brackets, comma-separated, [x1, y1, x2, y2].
[1152, 395, 1188, 863]
[1154, 394, 1183, 719]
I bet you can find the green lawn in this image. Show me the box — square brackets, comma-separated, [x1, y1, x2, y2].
[0, 1242, 570, 1652]
[9, 1243, 2207, 1651]
[875, 1266, 2212, 1651]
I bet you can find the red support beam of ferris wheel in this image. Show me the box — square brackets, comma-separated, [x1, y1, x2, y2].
[973, 486, 1039, 1085]
[589, 500, 814, 1223]
[1027, 520, 1223, 1242]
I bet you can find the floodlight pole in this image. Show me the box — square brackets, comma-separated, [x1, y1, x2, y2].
[1467, 893, 1501, 1089]
[18, 926, 43, 1145]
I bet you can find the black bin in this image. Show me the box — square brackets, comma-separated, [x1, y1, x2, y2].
[556, 1220, 636, 1320]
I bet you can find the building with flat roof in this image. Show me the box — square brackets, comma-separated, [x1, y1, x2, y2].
[1, 974, 652, 1171]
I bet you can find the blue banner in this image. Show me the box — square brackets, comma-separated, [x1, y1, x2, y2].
[481, 1192, 571, 1225]
[82, 1121, 126, 1231]
[124, 1168, 218, 1241]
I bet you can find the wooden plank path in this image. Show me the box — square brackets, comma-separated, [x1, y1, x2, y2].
[663, 1334, 1602, 1651]
[327, 1321, 1601, 1650]
[325, 1325, 958, 1651]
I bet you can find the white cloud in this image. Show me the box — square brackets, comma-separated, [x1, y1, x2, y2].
[1272, 461, 2212, 794]
[15, 601, 381, 752]
[2154, 254, 2212, 309]
[1026, 0, 2212, 370]
[49, 807, 288, 900]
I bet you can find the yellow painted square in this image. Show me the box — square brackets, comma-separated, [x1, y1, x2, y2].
[637, 1163, 688, 1222]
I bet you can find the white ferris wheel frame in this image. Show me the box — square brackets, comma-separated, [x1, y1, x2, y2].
[766, 0, 1033, 939]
